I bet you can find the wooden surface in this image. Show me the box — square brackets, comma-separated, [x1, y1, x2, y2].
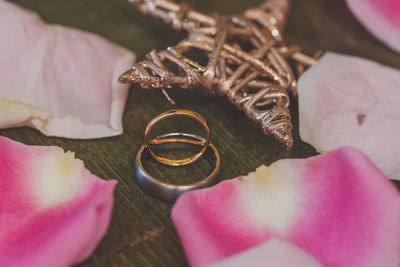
[4, 0, 400, 266]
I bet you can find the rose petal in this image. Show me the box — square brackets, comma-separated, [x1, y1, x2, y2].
[0, 0, 135, 139]
[298, 52, 400, 180]
[346, 0, 400, 53]
[0, 136, 117, 267]
[172, 147, 400, 267]
[207, 238, 323, 267]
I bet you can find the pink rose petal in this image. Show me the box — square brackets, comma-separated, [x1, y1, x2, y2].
[172, 147, 400, 267]
[0, 136, 117, 267]
[298, 52, 400, 180]
[346, 0, 400, 53]
[207, 238, 322, 267]
[0, 0, 135, 139]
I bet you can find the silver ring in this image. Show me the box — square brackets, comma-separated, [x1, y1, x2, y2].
[135, 133, 221, 202]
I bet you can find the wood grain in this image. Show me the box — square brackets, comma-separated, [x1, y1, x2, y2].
[4, 0, 400, 266]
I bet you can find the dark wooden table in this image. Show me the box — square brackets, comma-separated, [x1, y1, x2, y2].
[4, 0, 400, 266]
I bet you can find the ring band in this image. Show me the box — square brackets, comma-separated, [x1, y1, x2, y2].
[144, 109, 210, 166]
[135, 133, 221, 202]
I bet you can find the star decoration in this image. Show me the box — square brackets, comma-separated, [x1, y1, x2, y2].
[119, 0, 316, 149]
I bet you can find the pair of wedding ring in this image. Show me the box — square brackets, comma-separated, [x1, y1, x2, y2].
[134, 109, 221, 202]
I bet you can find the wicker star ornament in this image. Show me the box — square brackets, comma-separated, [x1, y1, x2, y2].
[119, 0, 316, 149]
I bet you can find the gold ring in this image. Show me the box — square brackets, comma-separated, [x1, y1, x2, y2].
[135, 133, 220, 202]
[144, 109, 210, 166]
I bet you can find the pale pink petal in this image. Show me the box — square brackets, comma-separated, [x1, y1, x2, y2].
[298, 52, 400, 180]
[0, 0, 135, 139]
[207, 238, 322, 267]
[0, 136, 117, 267]
[172, 147, 400, 267]
[346, 0, 400, 53]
